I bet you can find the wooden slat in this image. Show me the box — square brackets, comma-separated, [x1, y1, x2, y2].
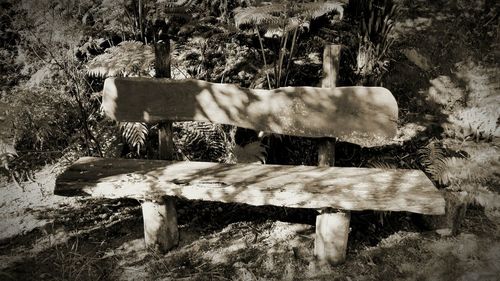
[55, 157, 445, 215]
[102, 77, 398, 147]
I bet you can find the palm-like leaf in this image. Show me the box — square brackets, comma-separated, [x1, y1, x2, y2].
[234, 4, 284, 28]
[299, 2, 344, 20]
[153, 0, 199, 20]
[86, 41, 155, 77]
[235, 1, 343, 31]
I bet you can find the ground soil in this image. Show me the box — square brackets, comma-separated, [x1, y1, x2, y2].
[1, 0, 499, 280]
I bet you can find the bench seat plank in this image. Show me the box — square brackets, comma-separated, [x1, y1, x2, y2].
[55, 157, 445, 215]
[103, 77, 398, 147]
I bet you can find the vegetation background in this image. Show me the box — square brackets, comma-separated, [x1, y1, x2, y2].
[0, 0, 499, 280]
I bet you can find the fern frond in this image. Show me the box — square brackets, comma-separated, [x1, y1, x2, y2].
[443, 157, 492, 185]
[162, 0, 197, 9]
[154, 0, 198, 18]
[421, 153, 493, 186]
[367, 161, 398, 170]
[418, 141, 449, 184]
[418, 140, 446, 167]
[175, 122, 231, 162]
[234, 1, 344, 29]
[234, 5, 284, 28]
[86, 41, 154, 77]
[234, 141, 267, 164]
[448, 107, 499, 140]
[300, 2, 344, 20]
[427, 158, 451, 185]
[120, 122, 148, 153]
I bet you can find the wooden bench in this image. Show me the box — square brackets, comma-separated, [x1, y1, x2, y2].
[55, 45, 445, 265]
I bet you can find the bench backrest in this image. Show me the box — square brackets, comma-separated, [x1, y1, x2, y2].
[102, 77, 398, 147]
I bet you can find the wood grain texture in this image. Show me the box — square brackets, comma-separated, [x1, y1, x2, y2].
[158, 121, 174, 160]
[55, 157, 445, 215]
[314, 211, 350, 265]
[317, 44, 340, 167]
[316, 45, 348, 265]
[142, 199, 178, 252]
[102, 77, 398, 147]
[321, 44, 341, 88]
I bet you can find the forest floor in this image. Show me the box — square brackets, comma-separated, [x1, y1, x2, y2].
[1, 1, 499, 280]
[0, 164, 499, 281]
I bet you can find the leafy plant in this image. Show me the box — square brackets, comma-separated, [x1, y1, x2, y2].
[233, 141, 267, 164]
[446, 107, 499, 141]
[93, 0, 198, 43]
[418, 140, 499, 211]
[87, 41, 155, 77]
[120, 122, 149, 154]
[174, 121, 235, 163]
[367, 160, 398, 170]
[351, 0, 397, 85]
[88, 1, 204, 155]
[234, 1, 344, 88]
[0, 141, 17, 170]
[418, 140, 448, 185]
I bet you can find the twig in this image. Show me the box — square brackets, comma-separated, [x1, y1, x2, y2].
[11, 172, 23, 191]
[483, 12, 498, 27]
[256, 28, 272, 89]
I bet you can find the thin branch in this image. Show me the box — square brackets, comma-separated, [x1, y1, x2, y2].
[25, 30, 103, 156]
[256, 28, 272, 89]
[284, 27, 299, 86]
[277, 31, 289, 87]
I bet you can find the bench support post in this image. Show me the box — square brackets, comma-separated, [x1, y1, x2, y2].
[140, 38, 179, 253]
[314, 44, 350, 265]
[318, 139, 335, 167]
[314, 210, 350, 265]
[141, 197, 179, 252]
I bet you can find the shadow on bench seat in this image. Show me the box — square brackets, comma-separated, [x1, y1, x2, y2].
[56, 157, 445, 215]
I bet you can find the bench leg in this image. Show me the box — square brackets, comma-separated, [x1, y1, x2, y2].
[314, 210, 350, 265]
[141, 197, 179, 252]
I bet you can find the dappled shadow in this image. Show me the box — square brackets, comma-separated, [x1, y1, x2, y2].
[104, 77, 398, 147]
[0, 200, 143, 280]
[336, 1, 500, 173]
[383, 0, 499, 142]
[55, 157, 444, 215]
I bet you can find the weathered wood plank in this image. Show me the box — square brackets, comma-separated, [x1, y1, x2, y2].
[102, 77, 398, 147]
[55, 157, 445, 215]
